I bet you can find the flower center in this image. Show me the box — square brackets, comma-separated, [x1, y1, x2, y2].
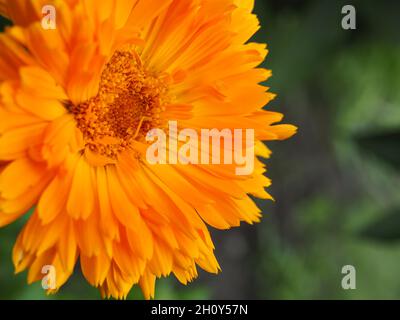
[71, 46, 168, 159]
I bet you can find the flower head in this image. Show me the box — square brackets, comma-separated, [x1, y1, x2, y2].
[0, 0, 296, 299]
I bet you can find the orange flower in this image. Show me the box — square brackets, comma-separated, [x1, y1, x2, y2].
[0, 0, 296, 299]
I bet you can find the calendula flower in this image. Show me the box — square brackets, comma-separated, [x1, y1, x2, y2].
[0, 0, 296, 299]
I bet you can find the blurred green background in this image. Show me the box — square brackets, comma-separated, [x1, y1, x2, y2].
[1, 0, 400, 299]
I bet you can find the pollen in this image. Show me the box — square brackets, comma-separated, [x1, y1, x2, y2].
[71, 45, 169, 158]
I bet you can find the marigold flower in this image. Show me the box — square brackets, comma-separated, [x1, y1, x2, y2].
[0, 0, 296, 299]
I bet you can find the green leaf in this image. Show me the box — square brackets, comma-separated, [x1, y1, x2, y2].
[360, 209, 400, 242]
[355, 130, 400, 170]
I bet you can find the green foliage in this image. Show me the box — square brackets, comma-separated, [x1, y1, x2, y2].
[356, 130, 400, 170]
[255, 0, 400, 300]
[360, 209, 400, 243]
[355, 128, 400, 243]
